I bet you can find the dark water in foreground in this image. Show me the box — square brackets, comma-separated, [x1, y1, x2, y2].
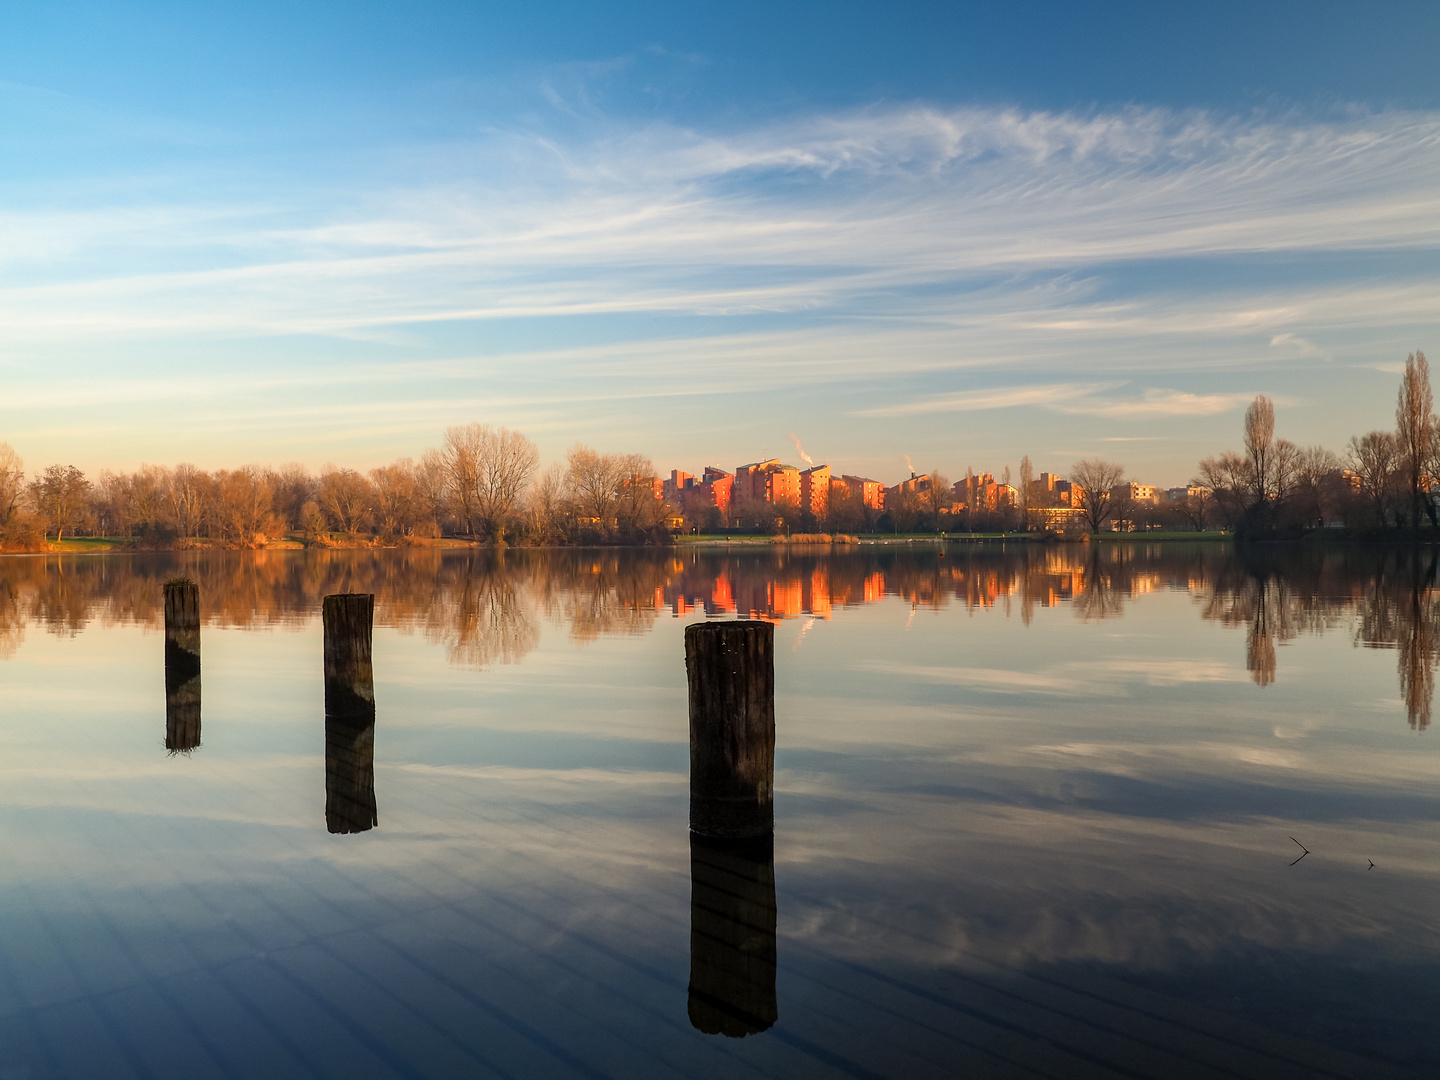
[0, 543, 1437, 1078]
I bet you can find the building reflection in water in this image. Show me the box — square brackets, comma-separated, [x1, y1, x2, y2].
[9, 544, 1440, 728]
[689, 834, 778, 1037]
[163, 581, 202, 751]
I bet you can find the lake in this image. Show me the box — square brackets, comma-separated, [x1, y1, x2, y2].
[0, 543, 1436, 1078]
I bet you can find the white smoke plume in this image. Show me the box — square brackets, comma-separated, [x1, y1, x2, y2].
[904, 454, 914, 474]
[790, 432, 814, 465]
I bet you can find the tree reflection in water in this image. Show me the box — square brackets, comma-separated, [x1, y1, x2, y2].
[2, 543, 1440, 725]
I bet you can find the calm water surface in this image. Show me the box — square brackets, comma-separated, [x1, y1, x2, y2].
[0, 544, 1437, 1078]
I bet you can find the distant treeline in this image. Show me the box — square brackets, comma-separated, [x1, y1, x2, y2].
[0, 427, 674, 551]
[1179, 350, 1439, 538]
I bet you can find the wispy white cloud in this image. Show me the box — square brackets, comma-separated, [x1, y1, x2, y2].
[856, 383, 1256, 419]
[2, 105, 1439, 344]
[1, 100, 1436, 471]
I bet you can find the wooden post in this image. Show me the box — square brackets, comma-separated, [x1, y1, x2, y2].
[163, 581, 201, 751]
[685, 620, 774, 840]
[325, 716, 378, 833]
[323, 593, 375, 724]
[688, 834, 778, 1036]
[323, 593, 377, 833]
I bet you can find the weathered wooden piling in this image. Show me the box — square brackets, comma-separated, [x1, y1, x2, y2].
[323, 593, 375, 724]
[688, 834, 778, 1036]
[685, 620, 775, 840]
[325, 716, 378, 833]
[163, 580, 201, 751]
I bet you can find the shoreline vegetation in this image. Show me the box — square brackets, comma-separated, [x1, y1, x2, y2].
[3, 351, 1438, 553]
[21, 528, 1440, 556]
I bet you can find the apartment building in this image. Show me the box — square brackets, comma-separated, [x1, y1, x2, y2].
[837, 474, 885, 510]
[665, 467, 734, 515]
[734, 459, 802, 505]
[799, 464, 831, 519]
[886, 472, 935, 503]
[1114, 482, 1159, 505]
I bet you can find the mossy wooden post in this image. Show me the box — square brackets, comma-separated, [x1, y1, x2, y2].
[163, 581, 201, 751]
[323, 593, 377, 833]
[688, 834, 778, 1036]
[685, 620, 774, 840]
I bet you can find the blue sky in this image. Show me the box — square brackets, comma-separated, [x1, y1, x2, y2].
[2, 1, 1438, 486]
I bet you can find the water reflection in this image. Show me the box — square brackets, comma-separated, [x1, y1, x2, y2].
[1198, 547, 1440, 726]
[688, 835, 778, 1038]
[4, 544, 1440, 726]
[162, 581, 202, 751]
[323, 593, 378, 833]
[325, 716, 378, 833]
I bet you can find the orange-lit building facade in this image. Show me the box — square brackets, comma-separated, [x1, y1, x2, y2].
[666, 467, 735, 515]
[838, 474, 885, 510]
[799, 464, 831, 519]
[734, 459, 802, 506]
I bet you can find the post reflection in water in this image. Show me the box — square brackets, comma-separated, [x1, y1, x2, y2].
[162, 580, 201, 751]
[688, 834, 778, 1037]
[8, 544, 1440, 730]
[325, 715, 378, 834]
[323, 593, 378, 833]
[685, 620, 778, 1036]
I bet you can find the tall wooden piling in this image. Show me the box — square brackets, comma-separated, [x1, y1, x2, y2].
[163, 580, 201, 751]
[323, 593, 377, 833]
[685, 621, 775, 840]
[688, 834, 778, 1036]
[323, 593, 375, 724]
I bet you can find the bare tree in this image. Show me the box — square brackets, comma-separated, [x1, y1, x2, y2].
[1018, 456, 1033, 531]
[211, 466, 276, 546]
[1243, 395, 1276, 504]
[887, 486, 920, 532]
[963, 467, 975, 532]
[166, 464, 210, 542]
[271, 463, 316, 533]
[443, 424, 537, 542]
[474, 427, 538, 543]
[317, 466, 375, 536]
[0, 444, 25, 526]
[93, 470, 135, 537]
[613, 454, 671, 537]
[1070, 459, 1126, 534]
[1293, 445, 1343, 527]
[441, 426, 482, 534]
[921, 472, 953, 532]
[567, 445, 624, 536]
[1194, 452, 1248, 530]
[29, 465, 92, 540]
[370, 460, 425, 536]
[128, 466, 169, 535]
[1173, 488, 1211, 531]
[415, 449, 450, 535]
[1396, 350, 1434, 529]
[526, 463, 571, 543]
[1348, 430, 1402, 527]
